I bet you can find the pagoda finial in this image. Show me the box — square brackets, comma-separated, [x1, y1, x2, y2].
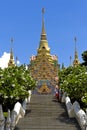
[42, 8, 45, 18]
[11, 37, 13, 43]
[8, 37, 15, 67]
[74, 37, 77, 43]
[42, 8, 45, 26]
[15, 56, 18, 66]
[41, 8, 47, 40]
[74, 37, 77, 52]
[73, 37, 80, 66]
[38, 8, 50, 52]
[74, 37, 78, 60]
[70, 56, 72, 66]
[10, 37, 14, 57]
[11, 37, 13, 51]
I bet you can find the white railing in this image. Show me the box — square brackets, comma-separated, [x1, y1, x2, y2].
[61, 92, 87, 130]
[0, 90, 31, 130]
[0, 90, 87, 130]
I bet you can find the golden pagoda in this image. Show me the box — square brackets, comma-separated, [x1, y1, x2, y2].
[29, 9, 59, 94]
[73, 37, 80, 67]
[8, 38, 15, 67]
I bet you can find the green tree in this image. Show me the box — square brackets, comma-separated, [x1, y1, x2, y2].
[0, 65, 36, 111]
[82, 50, 87, 66]
[58, 65, 87, 108]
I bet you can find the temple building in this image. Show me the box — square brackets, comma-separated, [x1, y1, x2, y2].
[73, 37, 80, 67]
[29, 9, 59, 94]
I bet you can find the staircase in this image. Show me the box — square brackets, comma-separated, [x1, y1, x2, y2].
[15, 95, 81, 130]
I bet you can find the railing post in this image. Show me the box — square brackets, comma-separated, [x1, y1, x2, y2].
[85, 109, 87, 130]
[0, 104, 5, 130]
[10, 111, 17, 130]
[5, 109, 11, 130]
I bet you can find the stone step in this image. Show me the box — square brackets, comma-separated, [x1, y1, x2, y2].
[15, 95, 81, 130]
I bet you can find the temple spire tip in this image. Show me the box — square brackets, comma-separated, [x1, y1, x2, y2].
[42, 8, 45, 15]
[41, 8, 47, 40]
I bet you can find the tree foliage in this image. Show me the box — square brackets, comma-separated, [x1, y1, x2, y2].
[0, 65, 36, 111]
[82, 50, 87, 66]
[58, 65, 87, 107]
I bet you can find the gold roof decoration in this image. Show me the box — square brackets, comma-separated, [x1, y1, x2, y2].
[38, 83, 51, 94]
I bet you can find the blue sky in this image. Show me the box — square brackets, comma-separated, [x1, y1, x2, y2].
[0, 0, 87, 67]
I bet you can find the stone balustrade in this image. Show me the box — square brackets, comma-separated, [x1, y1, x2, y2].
[0, 90, 87, 130]
[65, 96, 75, 118]
[0, 90, 31, 130]
[61, 92, 87, 130]
[0, 105, 5, 130]
[5, 110, 11, 130]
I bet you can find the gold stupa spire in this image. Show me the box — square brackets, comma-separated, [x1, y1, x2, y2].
[29, 9, 59, 94]
[73, 37, 80, 66]
[15, 56, 18, 66]
[38, 8, 50, 51]
[70, 56, 72, 66]
[41, 8, 47, 40]
[8, 38, 15, 67]
[74, 37, 78, 60]
[10, 38, 14, 60]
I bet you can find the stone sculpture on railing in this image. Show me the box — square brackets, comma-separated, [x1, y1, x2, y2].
[0, 105, 5, 130]
[73, 101, 87, 130]
[61, 92, 87, 130]
[11, 101, 25, 130]
[84, 109, 87, 130]
[65, 96, 74, 118]
[5, 110, 11, 130]
[0, 90, 32, 130]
